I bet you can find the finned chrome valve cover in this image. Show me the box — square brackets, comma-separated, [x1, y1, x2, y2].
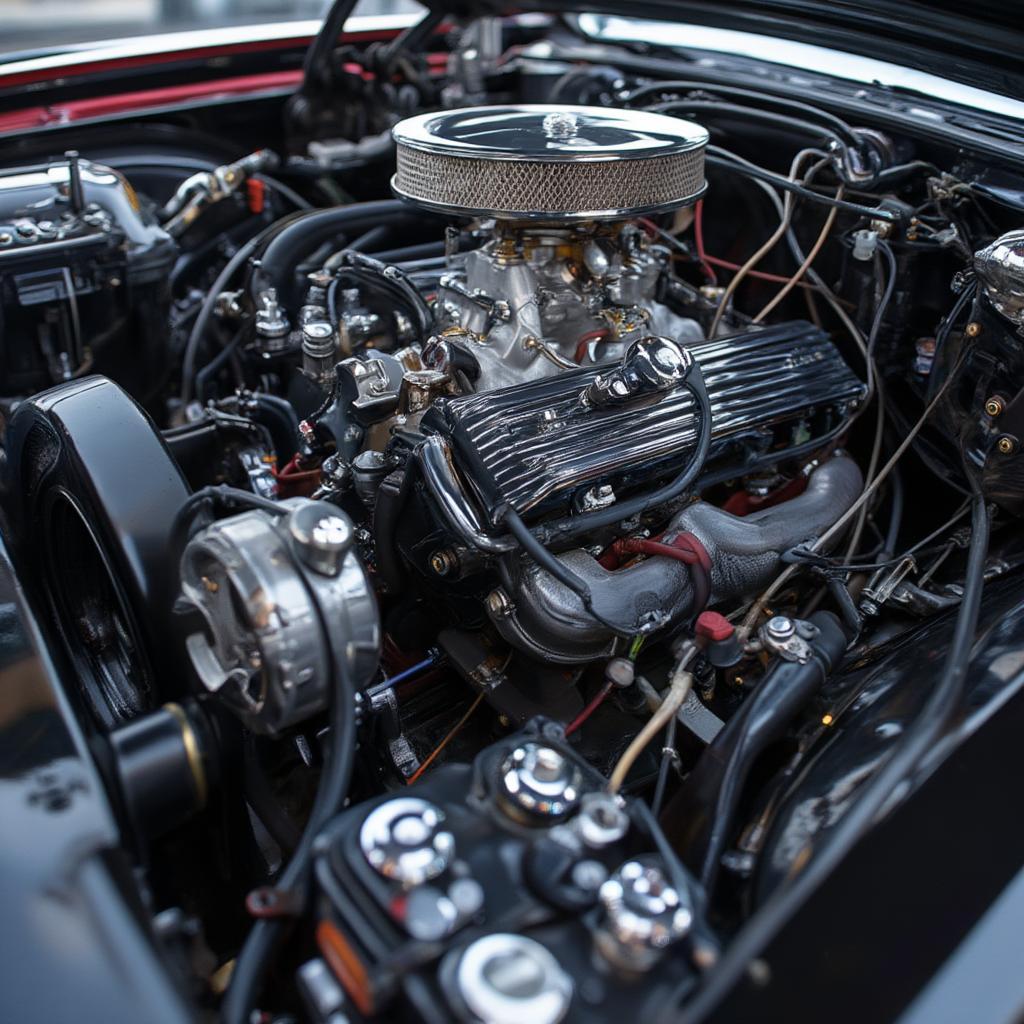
[427, 321, 866, 519]
[391, 105, 708, 220]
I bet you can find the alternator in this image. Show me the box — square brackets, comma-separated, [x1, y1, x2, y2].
[179, 499, 380, 735]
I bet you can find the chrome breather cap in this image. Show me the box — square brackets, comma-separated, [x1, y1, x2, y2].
[975, 229, 1024, 327]
[391, 104, 708, 221]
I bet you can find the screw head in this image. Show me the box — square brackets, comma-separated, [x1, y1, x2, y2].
[965, 321, 983, 338]
[430, 549, 457, 576]
[997, 435, 1017, 455]
[486, 589, 513, 619]
[986, 396, 1005, 417]
[289, 501, 354, 576]
[765, 615, 795, 641]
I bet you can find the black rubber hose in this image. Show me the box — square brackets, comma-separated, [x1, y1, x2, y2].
[249, 393, 301, 464]
[534, 367, 712, 545]
[629, 81, 864, 150]
[662, 489, 990, 1024]
[298, 0, 359, 94]
[373, 469, 413, 593]
[194, 329, 244, 404]
[221, 615, 359, 1024]
[706, 148, 900, 222]
[255, 201, 426, 309]
[180, 231, 268, 405]
[330, 249, 435, 340]
[654, 100, 857, 169]
[662, 611, 848, 894]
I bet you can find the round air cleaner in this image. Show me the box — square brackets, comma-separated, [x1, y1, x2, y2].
[391, 104, 708, 221]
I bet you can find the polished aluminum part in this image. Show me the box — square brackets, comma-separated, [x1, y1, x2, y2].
[359, 797, 455, 886]
[576, 792, 630, 848]
[434, 222, 703, 392]
[489, 456, 862, 663]
[297, 959, 347, 1021]
[159, 149, 276, 237]
[974, 229, 1024, 327]
[759, 615, 819, 663]
[301, 319, 337, 387]
[0, 155, 168, 251]
[498, 742, 582, 822]
[597, 859, 692, 972]
[448, 933, 573, 1024]
[288, 501, 354, 577]
[178, 499, 380, 734]
[392, 104, 707, 220]
[583, 335, 692, 407]
[433, 322, 866, 517]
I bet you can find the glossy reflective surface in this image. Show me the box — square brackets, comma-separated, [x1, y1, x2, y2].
[392, 104, 708, 159]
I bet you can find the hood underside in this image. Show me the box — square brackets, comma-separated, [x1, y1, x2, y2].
[445, 0, 1024, 105]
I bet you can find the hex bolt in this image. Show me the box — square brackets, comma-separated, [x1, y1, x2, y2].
[997, 435, 1018, 455]
[965, 321, 983, 338]
[765, 615, 795, 642]
[985, 396, 1005, 417]
[430, 549, 458, 577]
[289, 502, 354, 576]
[486, 589, 513, 619]
[532, 747, 566, 783]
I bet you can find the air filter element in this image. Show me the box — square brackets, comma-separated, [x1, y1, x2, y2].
[391, 104, 708, 221]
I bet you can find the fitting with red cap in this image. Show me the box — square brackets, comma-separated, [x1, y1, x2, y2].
[695, 611, 742, 667]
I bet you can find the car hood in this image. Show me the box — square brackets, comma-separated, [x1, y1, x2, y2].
[482, 0, 1024, 102]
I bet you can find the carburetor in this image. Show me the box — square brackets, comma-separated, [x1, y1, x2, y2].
[390, 105, 710, 391]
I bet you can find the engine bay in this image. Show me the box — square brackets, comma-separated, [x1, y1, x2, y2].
[4, 7, 1024, 1022]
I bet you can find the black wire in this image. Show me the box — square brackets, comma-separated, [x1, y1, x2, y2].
[180, 230, 269, 406]
[654, 100, 856, 171]
[884, 463, 905, 556]
[628, 80, 864, 151]
[331, 249, 435, 341]
[705, 148, 899, 222]
[651, 714, 678, 818]
[867, 240, 899, 359]
[171, 484, 287, 561]
[221, 608, 359, 1024]
[664, 487, 991, 1024]
[927, 282, 978, 403]
[500, 506, 634, 638]
[194, 328, 245, 404]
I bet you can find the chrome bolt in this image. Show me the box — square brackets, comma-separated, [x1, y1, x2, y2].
[765, 616, 795, 642]
[997, 435, 1017, 455]
[486, 588, 513, 619]
[430, 549, 458, 577]
[985, 396, 1005, 417]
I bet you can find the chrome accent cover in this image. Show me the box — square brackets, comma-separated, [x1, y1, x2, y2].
[391, 104, 708, 220]
[429, 321, 866, 518]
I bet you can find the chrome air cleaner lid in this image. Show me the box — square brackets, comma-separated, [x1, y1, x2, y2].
[391, 104, 708, 221]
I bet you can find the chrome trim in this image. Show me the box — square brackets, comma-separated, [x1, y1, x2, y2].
[436, 322, 865, 516]
[417, 435, 517, 553]
[391, 103, 708, 221]
[391, 104, 708, 161]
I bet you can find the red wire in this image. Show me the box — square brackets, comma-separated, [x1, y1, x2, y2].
[574, 328, 611, 364]
[704, 254, 817, 288]
[693, 200, 718, 285]
[565, 681, 613, 737]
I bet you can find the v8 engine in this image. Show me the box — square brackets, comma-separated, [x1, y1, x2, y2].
[4, 17, 1023, 1021]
